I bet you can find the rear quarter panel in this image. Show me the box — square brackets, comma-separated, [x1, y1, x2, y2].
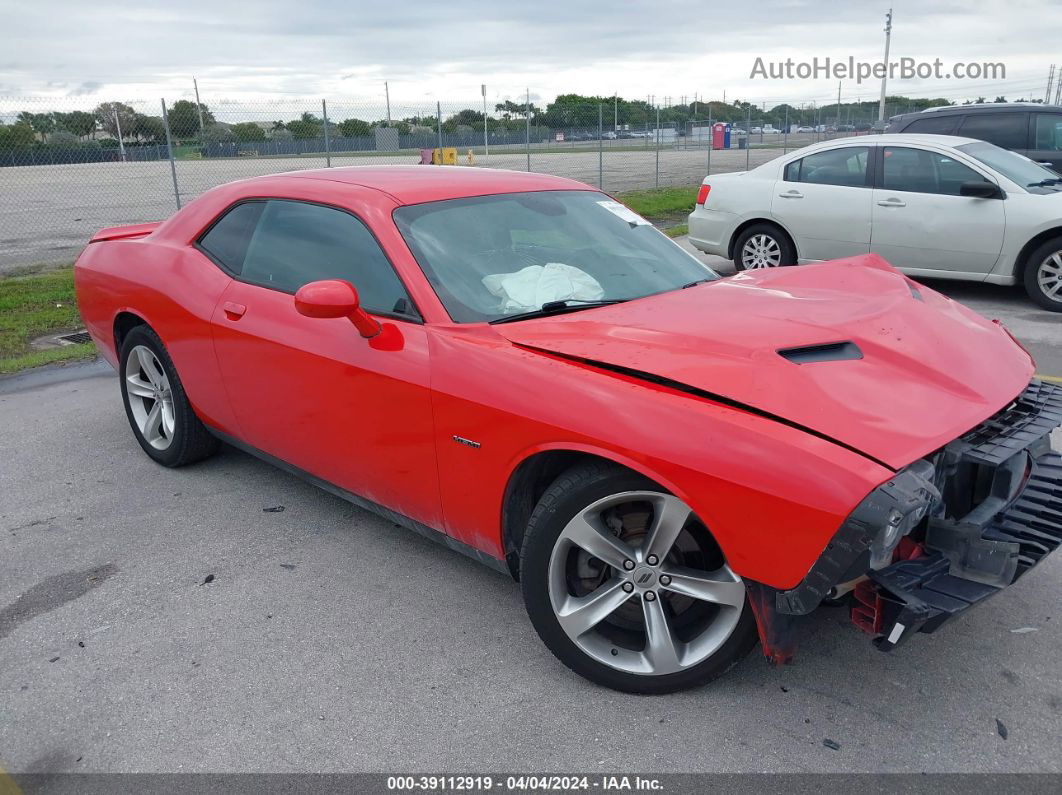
[74, 234, 239, 433]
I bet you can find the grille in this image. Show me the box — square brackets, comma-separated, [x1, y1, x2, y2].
[961, 380, 1062, 467]
[57, 331, 91, 345]
[984, 453, 1062, 577]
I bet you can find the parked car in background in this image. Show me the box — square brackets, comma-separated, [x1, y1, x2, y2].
[687, 134, 1062, 310]
[887, 103, 1062, 173]
[796, 125, 816, 133]
[74, 166, 1062, 694]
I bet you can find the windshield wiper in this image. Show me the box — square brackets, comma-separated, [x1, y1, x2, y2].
[1028, 178, 1062, 187]
[490, 299, 627, 324]
[682, 278, 713, 289]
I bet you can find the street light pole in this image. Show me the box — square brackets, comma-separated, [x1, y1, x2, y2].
[385, 81, 391, 125]
[482, 84, 488, 158]
[877, 8, 893, 122]
[193, 77, 205, 136]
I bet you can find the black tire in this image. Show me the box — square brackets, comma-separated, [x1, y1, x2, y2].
[733, 223, 797, 271]
[1023, 237, 1062, 312]
[519, 462, 758, 694]
[118, 325, 219, 467]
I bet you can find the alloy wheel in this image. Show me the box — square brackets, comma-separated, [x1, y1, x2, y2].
[547, 491, 745, 676]
[1037, 251, 1062, 303]
[124, 344, 176, 451]
[741, 234, 782, 268]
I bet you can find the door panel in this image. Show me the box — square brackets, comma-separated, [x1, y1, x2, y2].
[870, 146, 1005, 274]
[1029, 112, 1062, 173]
[772, 146, 873, 261]
[211, 280, 442, 529]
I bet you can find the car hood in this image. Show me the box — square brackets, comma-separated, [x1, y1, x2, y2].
[492, 254, 1034, 470]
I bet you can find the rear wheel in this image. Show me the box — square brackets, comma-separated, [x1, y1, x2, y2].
[520, 463, 757, 694]
[119, 325, 219, 467]
[733, 223, 796, 270]
[1024, 237, 1062, 312]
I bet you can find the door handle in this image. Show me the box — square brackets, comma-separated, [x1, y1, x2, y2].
[1038, 161, 1053, 167]
[877, 199, 906, 207]
[778, 190, 804, 198]
[223, 301, 246, 319]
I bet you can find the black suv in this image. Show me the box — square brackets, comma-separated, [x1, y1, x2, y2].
[887, 103, 1062, 172]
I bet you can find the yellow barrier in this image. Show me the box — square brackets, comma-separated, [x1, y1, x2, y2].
[432, 147, 458, 165]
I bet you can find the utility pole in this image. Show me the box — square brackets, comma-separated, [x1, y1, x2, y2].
[193, 77, 205, 136]
[385, 81, 391, 125]
[837, 81, 843, 127]
[481, 84, 488, 157]
[877, 8, 893, 121]
[113, 109, 126, 161]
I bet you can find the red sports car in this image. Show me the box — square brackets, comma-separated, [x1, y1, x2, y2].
[74, 166, 1062, 693]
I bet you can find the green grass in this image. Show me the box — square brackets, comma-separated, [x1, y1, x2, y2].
[663, 223, 689, 238]
[0, 266, 96, 374]
[614, 186, 699, 220]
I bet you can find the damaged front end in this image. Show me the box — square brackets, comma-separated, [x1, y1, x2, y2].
[748, 379, 1062, 664]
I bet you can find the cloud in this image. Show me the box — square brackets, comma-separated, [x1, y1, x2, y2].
[0, 0, 1053, 109]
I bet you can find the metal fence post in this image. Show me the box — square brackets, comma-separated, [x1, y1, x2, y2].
[745, 106, 752, 172]
[525, 88, 531, 172]
[654, 104, 660, 188]
[783, 105, 789, 154]
[322, 99, 332, 167]
[597, 103, 603, 189]
[160, 99, 181, 210]
[706, 115, 712, 177]
[437, 101, 444, 155]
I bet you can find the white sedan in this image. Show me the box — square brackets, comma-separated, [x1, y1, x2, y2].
[687, 133, 1062, 310]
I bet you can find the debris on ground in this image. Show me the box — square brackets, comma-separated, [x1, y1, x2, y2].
[823, 738, 840, 750]
[201, 574, 215, 585]
[263, 506, 285, 513]
[996, 719, 1008, 740]
[280, 563, 296, 571]
[1010, 627, 1039, 634]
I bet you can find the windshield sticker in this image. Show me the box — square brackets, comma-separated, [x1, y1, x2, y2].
[597, 200, 651, 226]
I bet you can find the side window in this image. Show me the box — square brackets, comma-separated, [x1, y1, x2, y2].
[957, 113, 1029, 150]
[791, 147, 870, 187]
[197, 201, 265, 274]
[240, 200, 416, 317]
[1034, 113, 1062, 151]
[783, 159, 801, 181]
[903, 115, 959, 135]
[882, 147, 989, 195]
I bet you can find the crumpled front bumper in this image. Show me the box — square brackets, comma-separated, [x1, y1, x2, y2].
[863, 380, 1062, 650]
[748, 379, 1062, 664]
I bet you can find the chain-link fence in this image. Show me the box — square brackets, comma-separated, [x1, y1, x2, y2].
[0, 94, 914, 271]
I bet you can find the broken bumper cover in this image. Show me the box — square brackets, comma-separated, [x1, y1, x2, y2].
[751, 379, 1062, 663]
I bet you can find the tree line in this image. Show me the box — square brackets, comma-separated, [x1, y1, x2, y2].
[1, 92, 1049, 151]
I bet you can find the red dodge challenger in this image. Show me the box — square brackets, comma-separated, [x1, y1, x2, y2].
[74, 166, 1062, 693]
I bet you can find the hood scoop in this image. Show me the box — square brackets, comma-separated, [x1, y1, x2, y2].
[777, 341, 862, 364]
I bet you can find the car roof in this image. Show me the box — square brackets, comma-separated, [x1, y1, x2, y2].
[250, 165, 594, 205]
[792, 133, 982, 152]
[893, 103, 1062, 121]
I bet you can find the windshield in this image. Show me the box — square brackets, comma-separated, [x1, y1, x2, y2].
[956, 141, 1061, 187]
[393, 190, 718, 323]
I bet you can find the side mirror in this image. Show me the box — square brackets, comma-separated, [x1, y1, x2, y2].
[294, 279, 380, 338]
[959, 180, 1003, 199]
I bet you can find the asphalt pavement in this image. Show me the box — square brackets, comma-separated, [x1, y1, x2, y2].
[1, 265, 1061, 775]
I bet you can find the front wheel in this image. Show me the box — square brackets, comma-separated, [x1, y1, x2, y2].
[733, 223, 797, 270]
[520, 463, 758, 694]
[1024, 237, 1062, 312]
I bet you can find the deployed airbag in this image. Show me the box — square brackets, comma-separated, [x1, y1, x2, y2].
[483, 263, 604, 313]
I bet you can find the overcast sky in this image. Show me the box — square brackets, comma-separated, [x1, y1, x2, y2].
[3, 0, 1058, 115]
